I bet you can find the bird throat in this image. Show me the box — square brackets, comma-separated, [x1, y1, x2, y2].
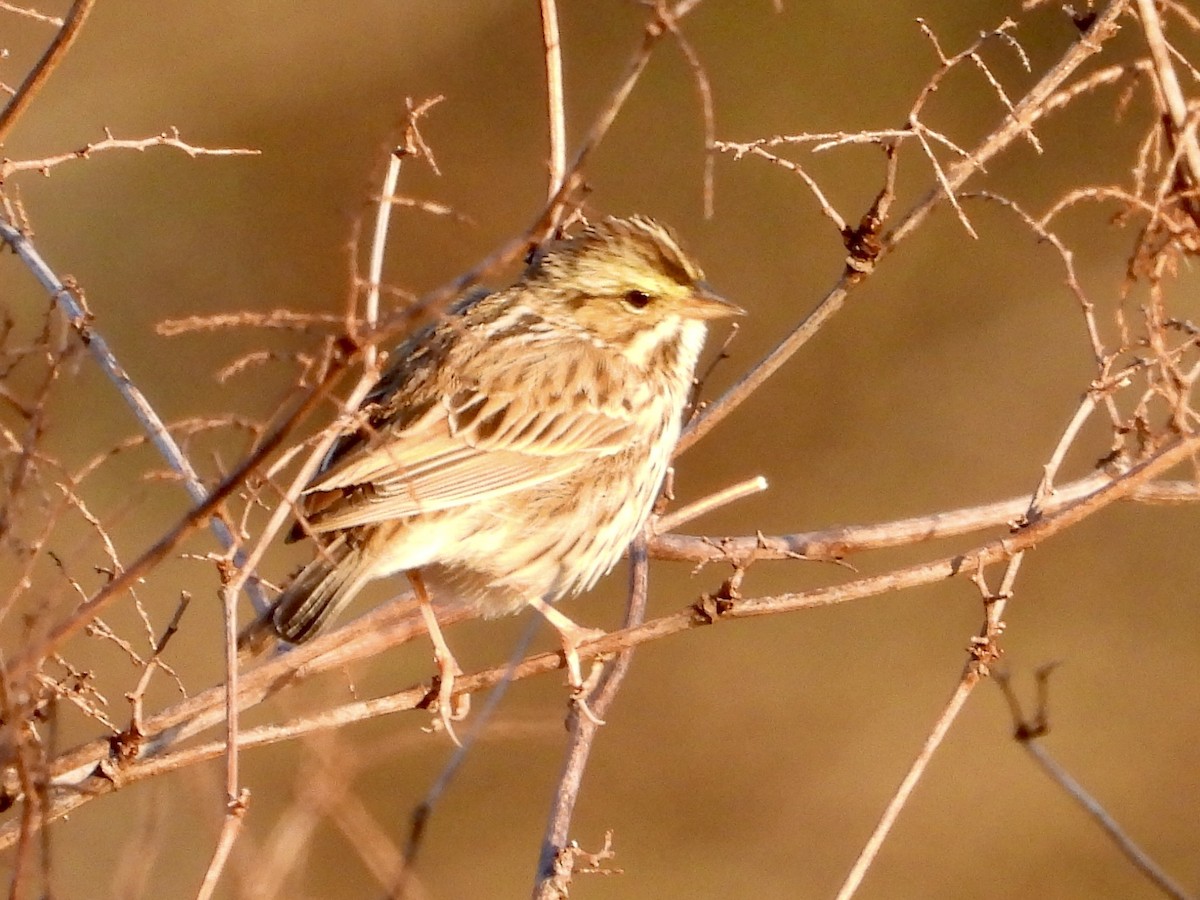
[618, 314, 705, 380]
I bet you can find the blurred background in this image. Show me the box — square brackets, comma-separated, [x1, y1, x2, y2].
[3, 1, 1199, 897]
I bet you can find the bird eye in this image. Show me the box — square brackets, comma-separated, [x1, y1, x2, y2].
[623, 289, 652, 310]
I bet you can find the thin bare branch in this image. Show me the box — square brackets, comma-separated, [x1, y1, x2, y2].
[0, 128, 260, 181]
[835, 674, 980, 900]
[540, 0, 567, 205]
[661, 13, 717, 217]
[532, 535, 650, 899]
[712, 141, 847, 231]
[1136, 0, 1200, 190]
[999, 670, 1197, 900]
[0, 218, 273, 616]
[6, 430, 1194, 848]
[0, 0, 95, 143]
[652, 475, 768, 534]
[195, 791, 249, 900]
[156, 310, 345, 336]
[0, 1, 62, 25]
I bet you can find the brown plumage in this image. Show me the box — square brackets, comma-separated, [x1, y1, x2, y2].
[239, 216, 742, 730]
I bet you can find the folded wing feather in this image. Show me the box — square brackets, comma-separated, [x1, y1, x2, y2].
[298, 384, 638, 533]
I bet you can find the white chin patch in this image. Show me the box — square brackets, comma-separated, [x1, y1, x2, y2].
[622, 314, 684, 368]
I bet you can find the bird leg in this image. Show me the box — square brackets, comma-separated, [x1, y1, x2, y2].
[528, 598, 607, 725]
[407, 570, 469, 744]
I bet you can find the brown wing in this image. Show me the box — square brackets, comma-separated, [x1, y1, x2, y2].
[297, 347, 640, 533]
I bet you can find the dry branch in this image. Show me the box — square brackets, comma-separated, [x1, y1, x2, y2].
[4, 1, 1200, 896]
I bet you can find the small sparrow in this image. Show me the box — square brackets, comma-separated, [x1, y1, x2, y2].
[239, 215, 742, 733]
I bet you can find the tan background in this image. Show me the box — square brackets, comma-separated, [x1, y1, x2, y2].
[3, 1, 1199, 897]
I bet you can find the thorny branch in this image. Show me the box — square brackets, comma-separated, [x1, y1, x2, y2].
[532, 536, 650, 899]
[0, 128, 260, 182]
[4, 426, 1198, 850]
[4, 1, 1200, 897]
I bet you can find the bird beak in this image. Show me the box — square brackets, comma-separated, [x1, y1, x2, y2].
[690, 283, 746, 320]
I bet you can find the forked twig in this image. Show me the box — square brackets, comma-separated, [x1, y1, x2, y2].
[683, 4, 1127, 456]
[0, 223, 249, 543]
[997, 669, 1196, 900]
[1135, 0, 1200, 191]
[532, 535, 650, 899]
[7, 429, 1195, 850]
[5, 3, 1200, 896]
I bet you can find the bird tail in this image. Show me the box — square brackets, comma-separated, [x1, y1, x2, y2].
[237, 534, 371, 657]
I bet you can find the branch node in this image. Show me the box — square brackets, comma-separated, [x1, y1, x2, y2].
[546, 830, 622, 895]
[967, 631, 1003, 673]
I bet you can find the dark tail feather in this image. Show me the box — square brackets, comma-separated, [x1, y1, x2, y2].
[237, 535, 369, 656]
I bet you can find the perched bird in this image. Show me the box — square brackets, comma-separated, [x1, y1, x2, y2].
[239, 215, 742, 732]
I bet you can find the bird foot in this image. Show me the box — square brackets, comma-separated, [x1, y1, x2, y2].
[428, 653, 470, 746]
[410, 571, 470, 745]
[569, 654, 609, 726]
[528, 598, 608, 725]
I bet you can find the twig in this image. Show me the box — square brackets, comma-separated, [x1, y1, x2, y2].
[364, 141, 405, 369]
[998, 670, 1196, 900]
[966, 190, 1107, 365]
[711, 142, 847, 232]
[1136, 0, 1200, 191]
[911, 120, 978, 238]
[11, 431, 1195, 849]
[0, 1, 60, 23]
[835, 674, 980, 900]
[0, 128, 260, 181]
[1023, 742, 1195, 900]
[532, 535, 650, 899]
[0, 0, 95, 143]
[720, 129, 914, 152]
[0, 219, 272, 615]
[651, 475, 767, 534]
[540, 0, 567, 206]
[127, 592, 192, 734]
[156, 310, 345, 336]
[214, 571, 245, 895]
[682, 3, 1128, 455]
[660, 13, 716, 217]
[195, 790, 250, 900]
